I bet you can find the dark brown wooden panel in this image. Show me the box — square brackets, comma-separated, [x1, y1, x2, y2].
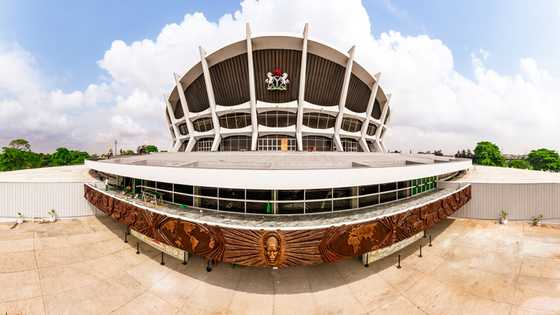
[304, 53, 344, 106]
[85, 184, 471, 268]
[185, 75, 210, 113]
[345, 74, 371, 113]
[172, 101, 184, 119]
[210, 54, 250, 106]
[253, 49, 301, 103]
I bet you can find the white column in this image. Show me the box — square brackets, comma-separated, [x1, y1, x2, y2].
[334, 46, 356, 151]
[359, 73, 381, 152]
[296, 23, 309, 151]
[174, 73, 196, 152]
[199, 46, 222, 151]
[163, 101, 179, 152]
[375, 94, 391, 153]
[246, 23, 258, 151]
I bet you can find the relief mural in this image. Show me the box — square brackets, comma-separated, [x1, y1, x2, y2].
[84, 184, 471, 268]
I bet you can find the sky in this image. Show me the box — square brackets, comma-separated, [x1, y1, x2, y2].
[0, 0, 559, 154]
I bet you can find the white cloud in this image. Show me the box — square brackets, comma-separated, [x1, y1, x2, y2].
[1, 0, 559, 154]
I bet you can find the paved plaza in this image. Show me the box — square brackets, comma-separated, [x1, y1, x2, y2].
[1, 216, 559, 315]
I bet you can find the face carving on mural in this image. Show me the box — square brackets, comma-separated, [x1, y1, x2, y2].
[264, 234, 280, 264]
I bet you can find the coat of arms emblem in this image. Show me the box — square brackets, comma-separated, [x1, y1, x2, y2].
[265, 67, 289, 91]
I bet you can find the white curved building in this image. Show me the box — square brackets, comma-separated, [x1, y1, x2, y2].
[83, 24, 473, 268]
[165, 24, 391, 153]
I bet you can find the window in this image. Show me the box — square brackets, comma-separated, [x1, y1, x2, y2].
[341, 138, 360, 152]
[219, 113, 252, 129]
[341, 118, 362, 132]
[178, 123, 189, 135]
[302, 113, 336, 129]
[257, 135, 296, 151]
[192, 117, 213, 132]
[366, 123, 377, 136]
[193, 138, 213, 151]
[219, 136, 251, 151]
[302, 136, 334, 152]
[258, 111, 296, 127]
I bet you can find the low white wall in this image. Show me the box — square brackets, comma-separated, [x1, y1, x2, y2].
[0, 182, 94, 219]
[454, 182, 560, 220]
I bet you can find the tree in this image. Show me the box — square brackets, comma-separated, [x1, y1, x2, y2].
[8, 139, 31, 151]
[145, 145, 158, 153]
[527, 148, 560, 171]
[473, 141, 505, 166]
[509, 159, 531, 170]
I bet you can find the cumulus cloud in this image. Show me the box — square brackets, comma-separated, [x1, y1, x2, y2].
[0, 0, 559, 154]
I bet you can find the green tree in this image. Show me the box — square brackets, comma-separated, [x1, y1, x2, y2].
[509, 159, 531, 170]
[8, 139, 31, 151]
[527, 148, 560, 171]
[473, 141, 505, 166]
[145, 145, 158, 153]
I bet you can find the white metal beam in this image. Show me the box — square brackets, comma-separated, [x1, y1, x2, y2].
[245, 23, 258, 151]
[334, 46, 355, 151]
[296, 23, 309, 151]
[375, 94, 391, 153]
[199, 46, 222, 151]
[359, 72, 381, 152]
[174, 73, 196, 152]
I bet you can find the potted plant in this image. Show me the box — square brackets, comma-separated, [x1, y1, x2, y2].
[16, 212, 24, 224]
[48, 209, 57, 223]
[531, 214, 543, 226]
[499, 210, 508, 224]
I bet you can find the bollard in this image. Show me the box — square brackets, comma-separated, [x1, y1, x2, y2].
[160, 252, 165, 266]
[124, 230, 128, 243]
[182, 252, 188, 265]
[429, 235, 432, 247]
[419, 244, 423, 258]
[136, 242, 140, 254]
[397, 254, 402, 269]
[423, 230, 427, 238]
[206, 260, 213, 272]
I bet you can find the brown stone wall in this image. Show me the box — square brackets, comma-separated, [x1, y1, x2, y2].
[85, 185, 471, 268]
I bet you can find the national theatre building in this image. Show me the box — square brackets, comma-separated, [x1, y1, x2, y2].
[84, 24, 472, 268]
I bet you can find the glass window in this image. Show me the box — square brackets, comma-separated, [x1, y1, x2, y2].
[333, 198, 354, 211]
[219, 136, 251, 151]
[380, 182, 397, 192]
[200, 198, 217, 210]
[219, 188, 245, 200]
[257, 135, 296, 151]
[219, 200, 245, 213]
[156, 182, 173, 192]
[257, 111, 296, 127]
[278, 190, 304, 201]
[219, 113, 252, 129]
[380, 191, 397, 204]
[193, 138, 213, 151]
[359, 184, 379, 196]
[341, 138, 360, 152]
[305, 189, 331, 200]
[175, 184, 193, 195]
[192, 117, 213, 132]
[246, 189, 272, 201]
[278, 202, 304, 214]
[246, 202, 271, 214]
[199, 186, 218, 197]
[302, 136, 334, 152]
[366, 123, 377, 136]
[306, 200, 332, 213]
[302, 113, 336, 129]
[359, 194, 379, 207]
[341, 118, 362, 132]
[174, 194, 193, 207]
[178, 123, 189, 135]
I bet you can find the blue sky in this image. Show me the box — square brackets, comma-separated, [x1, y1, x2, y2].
[2, 0, 558, 92]
[0, 0, 559, 154]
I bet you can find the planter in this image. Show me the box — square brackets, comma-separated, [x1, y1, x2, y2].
[16, 218, 23, 224]
[499, 218, 508, 225]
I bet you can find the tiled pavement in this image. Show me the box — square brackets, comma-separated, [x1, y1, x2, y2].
[0, 216, 559, 315]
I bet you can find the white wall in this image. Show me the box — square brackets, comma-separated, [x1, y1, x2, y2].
[454, 182, 560, 220]
[0, 182, 94, 218]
